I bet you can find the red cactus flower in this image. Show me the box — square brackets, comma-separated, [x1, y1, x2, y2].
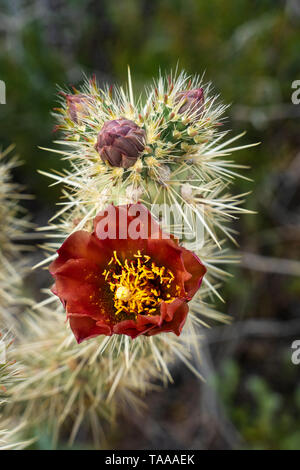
[66, 94, 90, 123]
[175, 87, 204, 118]
[49, 204, 206, 343]
[95, 118, 146, 169]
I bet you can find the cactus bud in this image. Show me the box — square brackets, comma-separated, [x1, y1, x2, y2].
[175, 88, 204, 118]
[95, 118, 146, 169]
[66, 94, 90, 123]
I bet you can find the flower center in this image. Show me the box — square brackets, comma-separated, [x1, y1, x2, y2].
[102, 250, 179, 319]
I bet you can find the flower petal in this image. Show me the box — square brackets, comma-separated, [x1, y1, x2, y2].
[49, 230, 110, 275]
[52, 258, 114, 320]
[147, 299, 189, 336]
[112, 319, 154, 339]
[69, 314, 112, 343]
[181, 247, 207, 299]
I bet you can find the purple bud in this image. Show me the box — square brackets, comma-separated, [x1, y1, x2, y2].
[66, 94, 90, 123]
[95, 118, 146, 169]
[175, 88, 204, 118]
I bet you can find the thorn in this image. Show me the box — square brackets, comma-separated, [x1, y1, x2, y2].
[90, 73, 96, 85]
[52, 125, 61, 134]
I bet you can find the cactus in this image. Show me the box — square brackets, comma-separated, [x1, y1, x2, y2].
[9, 69, 255, 447]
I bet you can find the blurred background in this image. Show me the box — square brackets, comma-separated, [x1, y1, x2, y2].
[0, 0, 300, 450]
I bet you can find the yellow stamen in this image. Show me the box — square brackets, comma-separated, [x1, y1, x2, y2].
[103, 250, 179, 320]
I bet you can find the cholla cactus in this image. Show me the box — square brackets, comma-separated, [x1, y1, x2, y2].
[0, 332, 21, 406]
[0, 332, 32, 450]
[40, 69, 255, 248]
[10, 307, 195, 446]
[0, 145, 31, 257]
[0, 420, 33, 450]
[0, 146, 35, 450]
[0, 146, 32, 331]
[38, 69, 257, 304]
[11, 69, 255, 447]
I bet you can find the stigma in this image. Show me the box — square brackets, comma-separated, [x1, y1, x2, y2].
[115, 286, 131, 301]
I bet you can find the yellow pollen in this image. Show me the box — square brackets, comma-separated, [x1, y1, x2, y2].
[103, 251, 179, 320]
